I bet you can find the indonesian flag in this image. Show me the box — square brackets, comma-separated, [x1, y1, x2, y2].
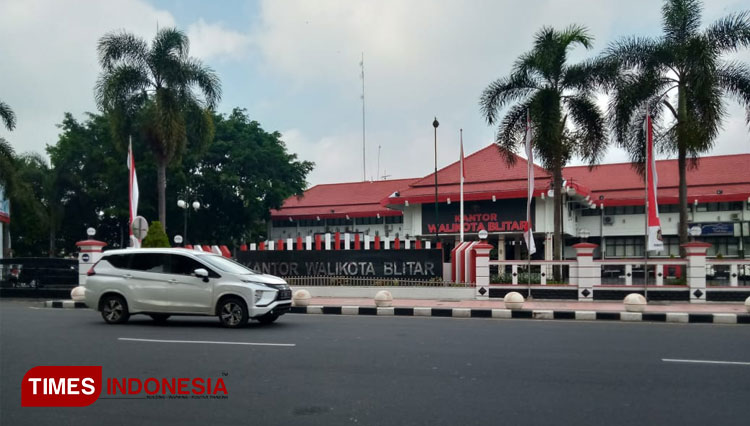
[524, 110, 536, 255]
[459, 129, 465, 242]
[645, 109, 663, 252]
[127, 137, 139, 239]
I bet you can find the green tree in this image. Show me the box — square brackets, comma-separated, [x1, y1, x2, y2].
[7, 154, 52, 256]
[480, 26, 613, 264]
[141, 221, 170, 248]
[95, 27, 221, 231]
[0, 100, 15, 131]
[606, 0, 750, 251]
[173, 108, 314, 245]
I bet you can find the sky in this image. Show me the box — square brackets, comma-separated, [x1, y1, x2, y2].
[1, 0, 749, 186]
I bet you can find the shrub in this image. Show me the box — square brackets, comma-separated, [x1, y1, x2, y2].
[141, 221, 170, 248]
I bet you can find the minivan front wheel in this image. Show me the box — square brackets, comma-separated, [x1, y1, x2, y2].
[217, 298, 248, 328]
[100, 295, 130, 324]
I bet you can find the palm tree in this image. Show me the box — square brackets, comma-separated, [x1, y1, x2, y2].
[95, 28, 221, 230]
[0, 100, 15, 131]
[606, 0, 750, 252]
[480, 25, 612, 265]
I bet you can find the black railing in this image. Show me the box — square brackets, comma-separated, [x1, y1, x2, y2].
[0, 258, 78, 289]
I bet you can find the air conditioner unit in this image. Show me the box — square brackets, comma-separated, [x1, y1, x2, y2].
[730, 213, 740, 220]
[603, 216, 614, 225]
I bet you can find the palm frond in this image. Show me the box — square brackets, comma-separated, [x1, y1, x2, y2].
[494, 101, 531, 166]
[94, 64, 151, 111]
[479, 73, 537, 125]
[562, 57, 620, 92]
[182, 58, 222, 109]
[558, 24, 594, 51]
[717, 61, 750, 126]
[662, 0, 703, 43]
[0, 100, 16, 131]
[565, 95, 607, 166]
[97, 31, 148, 71]
[705, 11, 750, 52]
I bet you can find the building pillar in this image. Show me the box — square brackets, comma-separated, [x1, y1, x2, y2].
[76, 240, 107, 285]
[730, 263, 739, 287]
[496, 235, 505, 261]
[682, 242, 712, 303]
[474, 239, 493, 300]
[573, 243, 599, 302]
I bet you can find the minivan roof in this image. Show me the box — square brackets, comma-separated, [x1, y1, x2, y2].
[102, 248, 220, 256]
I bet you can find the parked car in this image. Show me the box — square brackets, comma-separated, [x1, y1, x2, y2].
[82, 248, 292, 327]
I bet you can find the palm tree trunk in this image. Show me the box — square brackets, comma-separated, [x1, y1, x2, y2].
[553, 163, 563, 280]
[157, 159, 167, 230]
[677, 83, 689, 256]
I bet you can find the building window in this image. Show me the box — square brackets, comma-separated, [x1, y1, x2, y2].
[385, 215, 403, 224]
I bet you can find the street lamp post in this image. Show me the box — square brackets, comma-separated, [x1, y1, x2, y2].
[433, 117, 439, 245]
[177, 199, 200, 244]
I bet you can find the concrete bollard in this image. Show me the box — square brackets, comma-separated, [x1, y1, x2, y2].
[503, 291, 525, 310]
[70, 286, 85, 302]
[623, 293, 647, 312]
[374, 290, 393, 307]
[292, 289, 311, 307]
[745, 296, 750, 313]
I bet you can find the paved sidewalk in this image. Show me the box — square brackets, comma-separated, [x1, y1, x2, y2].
[307, 297, 748, 314]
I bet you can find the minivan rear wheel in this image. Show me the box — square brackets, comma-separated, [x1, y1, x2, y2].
[100, 295, 130, 324]
[217, 298, 248, 328]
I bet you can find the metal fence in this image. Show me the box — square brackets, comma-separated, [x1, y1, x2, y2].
[285, 276, 470, 287]
[0, 258, 78, 289]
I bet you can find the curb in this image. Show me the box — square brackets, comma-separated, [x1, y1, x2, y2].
[43, 300, 88, 309]
[289, 306, 750, 325]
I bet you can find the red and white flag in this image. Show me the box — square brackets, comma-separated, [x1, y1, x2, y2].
[459, 129, 465, 242]
[127, 137, 139, 240]
[524, 111, 536, 255]
[645, 109, 663, 252]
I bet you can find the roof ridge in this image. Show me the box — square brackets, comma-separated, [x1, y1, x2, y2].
[563, 153, 750, 170]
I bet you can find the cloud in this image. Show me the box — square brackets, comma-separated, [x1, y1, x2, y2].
[250, 0, 750, 184]
[0, 0, 176, 155]
[187, 18, 251, 61]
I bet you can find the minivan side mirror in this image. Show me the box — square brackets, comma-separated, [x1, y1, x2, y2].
[194, 268, 209, 282]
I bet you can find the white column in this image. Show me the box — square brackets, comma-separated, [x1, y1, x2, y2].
[511, 264, 518, 285]
[656, 264, 664, 286]
[344, 233, 350, 250]
[405, 239, 411, 249]
[425, 241, 432, 249]
[305, 236, 312, 250]
[730, 264, 739, 287]
[249, 243, 257, 251]
[76, 240, 107, 285]
[683, 242, 711, 303]
[474, 242, 493, 300]
[268, 240, 275, 251]
[383, 236, 390, 250]
[573, 243, 599, 301]
[286, 238, 293, 251]
[325, 233, 331, 250]
[625, 264, 633, 286]
[364, 235, 371, 250]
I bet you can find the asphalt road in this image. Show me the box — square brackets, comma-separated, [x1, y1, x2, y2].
[1, 299, 749, 426]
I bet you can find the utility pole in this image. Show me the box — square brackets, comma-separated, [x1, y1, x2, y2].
[433, 117, 440, 244]
[360, 52, 366, 182]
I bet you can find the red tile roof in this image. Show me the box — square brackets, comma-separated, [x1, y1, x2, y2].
[272, 144, 750, 218]
[564, 154, 750, 205]
[271, 178, 417, 219]
[385, 145, 555, 206]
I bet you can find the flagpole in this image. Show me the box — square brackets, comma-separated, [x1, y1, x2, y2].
[643, 111, 649, 302]
[459, 129, 464, 243]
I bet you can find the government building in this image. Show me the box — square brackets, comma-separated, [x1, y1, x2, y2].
[269, 145, 750, 261]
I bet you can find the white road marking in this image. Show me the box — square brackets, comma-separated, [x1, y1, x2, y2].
[118, 337, 295, 347]
[662, 358, 750, 366]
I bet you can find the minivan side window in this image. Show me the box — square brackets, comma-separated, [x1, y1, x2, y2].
[106, 254, 133, 269]
[129, 254, 170, 273]
[169, 254, 212, 276]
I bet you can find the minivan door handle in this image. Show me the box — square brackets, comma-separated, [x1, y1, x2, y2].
[122, 274, 133, 279]
[168, 279, 178, 283]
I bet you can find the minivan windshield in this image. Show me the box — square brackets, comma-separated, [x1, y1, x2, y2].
[197, 254, 257, 275]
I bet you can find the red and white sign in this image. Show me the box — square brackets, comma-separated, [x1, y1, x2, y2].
[22, 366, 102, 407]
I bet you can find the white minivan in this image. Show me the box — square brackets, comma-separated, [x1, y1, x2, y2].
[83, 248, 292, 328]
